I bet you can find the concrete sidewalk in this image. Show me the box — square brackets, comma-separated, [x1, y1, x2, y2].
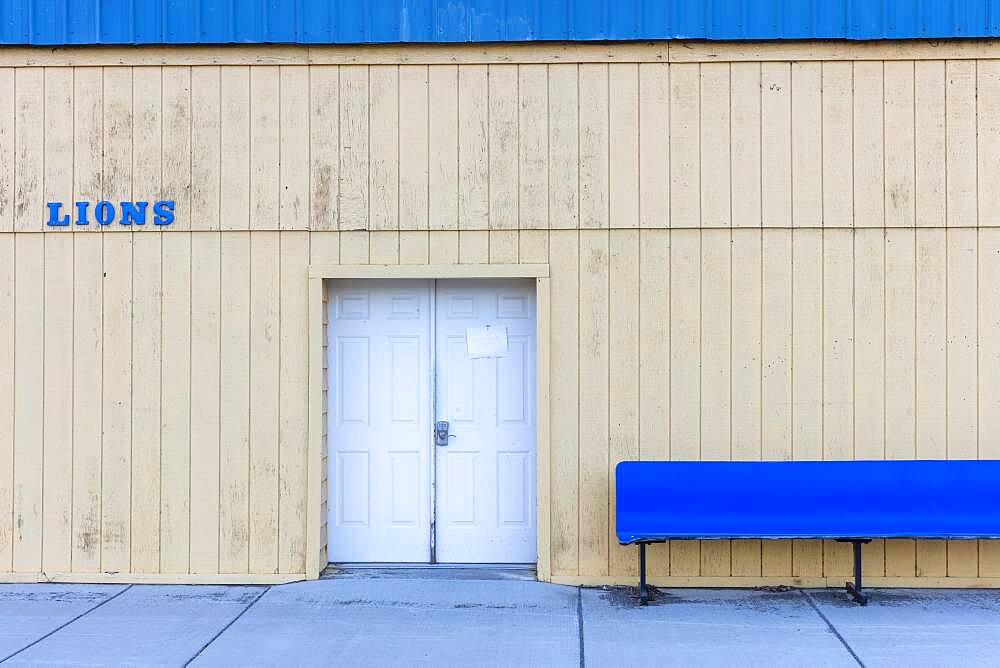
[1, 570, 999, 667]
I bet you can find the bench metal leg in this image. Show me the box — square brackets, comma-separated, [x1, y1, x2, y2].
[843, 539, 871, 606]
[638, 542, 648, 605]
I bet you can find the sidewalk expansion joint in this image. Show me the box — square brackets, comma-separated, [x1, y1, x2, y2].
[183, 585, 272, 666]
[0, 583, 135, 664]
[801, 589, 865, 667]
[577, 586, 585, 668]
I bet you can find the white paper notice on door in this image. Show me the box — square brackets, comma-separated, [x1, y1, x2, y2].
[466, 325, 508, 358]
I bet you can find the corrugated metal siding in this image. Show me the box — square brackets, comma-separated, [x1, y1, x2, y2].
[3, 0, 1000, 45]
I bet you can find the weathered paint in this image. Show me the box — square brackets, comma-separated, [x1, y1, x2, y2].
[0, 42, 999, 585]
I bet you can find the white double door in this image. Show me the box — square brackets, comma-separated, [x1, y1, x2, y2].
[328, 279, 536, 564]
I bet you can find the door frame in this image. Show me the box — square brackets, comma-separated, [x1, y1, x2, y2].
[306, 263, 551, 579]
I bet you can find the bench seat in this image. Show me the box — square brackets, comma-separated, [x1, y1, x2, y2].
[615, 459, 1000, 604]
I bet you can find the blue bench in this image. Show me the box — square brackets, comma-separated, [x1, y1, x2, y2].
[615, 459, 1000, 605]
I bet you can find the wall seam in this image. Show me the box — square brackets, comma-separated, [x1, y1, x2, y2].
[98, 65, 105, 574]
[246, 69, 254, 574]
[39, 67, 46, 574]
[186, 66, 193, 575]
[157, 62, 164, 575]
[575, 62, 581, 578]
[974, 59, 982, 578]
[7, 67, 15, 574]
[128, 66, 135, 576]
[68, 67, 78, 574]
[604, 63, 610, 574]
[215, 66, 223, 575]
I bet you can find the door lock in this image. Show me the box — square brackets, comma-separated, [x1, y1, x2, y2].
[434, 421, 454, 446]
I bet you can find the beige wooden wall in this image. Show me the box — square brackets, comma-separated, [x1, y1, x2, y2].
[1, 41, 1000, 583]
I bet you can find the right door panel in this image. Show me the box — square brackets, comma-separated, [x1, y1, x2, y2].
[434, 279, 537, 563]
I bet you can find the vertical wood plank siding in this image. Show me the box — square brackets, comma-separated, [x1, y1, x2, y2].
[0, 52, 999, 583]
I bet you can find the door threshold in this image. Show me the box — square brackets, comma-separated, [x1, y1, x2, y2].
[334, 562, 535, 569]
[322, 563, 537, 581]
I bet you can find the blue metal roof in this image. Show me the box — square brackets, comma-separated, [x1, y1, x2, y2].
[2, 1, 1000, 45]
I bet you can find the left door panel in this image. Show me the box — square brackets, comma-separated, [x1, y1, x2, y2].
[328, 280, 432, 562]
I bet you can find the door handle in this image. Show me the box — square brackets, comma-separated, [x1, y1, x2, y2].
[434, 421, 455, 446]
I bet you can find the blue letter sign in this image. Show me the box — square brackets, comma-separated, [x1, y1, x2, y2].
[46, 200, 175, 227]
